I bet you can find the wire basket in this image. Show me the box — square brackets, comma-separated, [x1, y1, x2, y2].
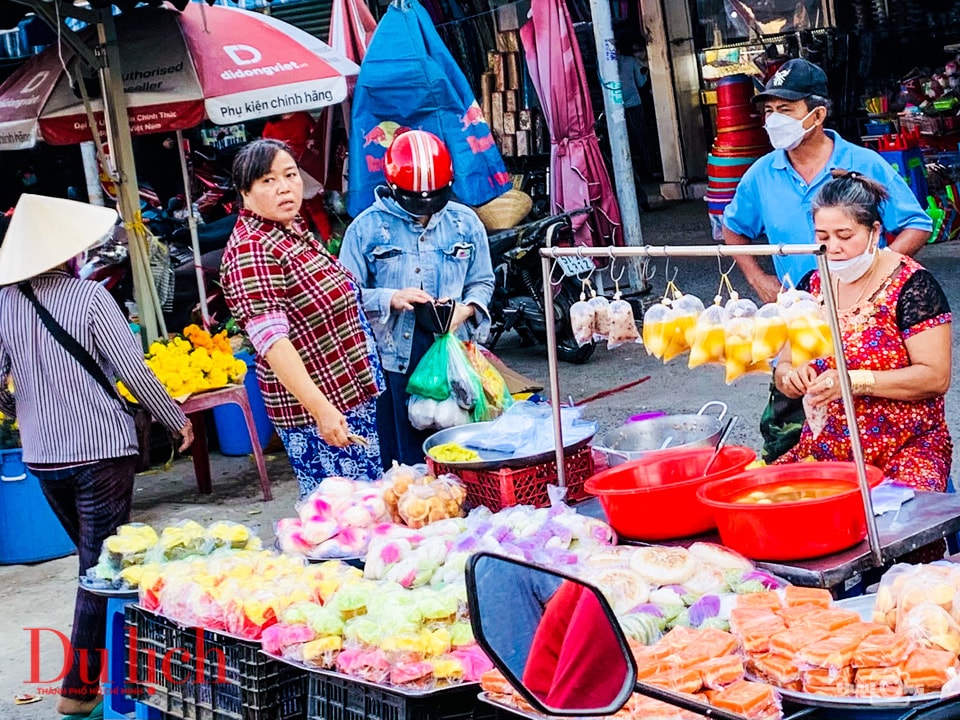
[428, 445, 593, 512]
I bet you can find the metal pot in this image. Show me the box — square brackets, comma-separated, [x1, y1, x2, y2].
[592, 401, 728, 467]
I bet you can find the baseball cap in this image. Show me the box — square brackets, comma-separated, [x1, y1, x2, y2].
[753, 59, 828, 103]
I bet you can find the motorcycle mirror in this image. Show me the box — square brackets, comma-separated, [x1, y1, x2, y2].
[465, 552, 636, 716]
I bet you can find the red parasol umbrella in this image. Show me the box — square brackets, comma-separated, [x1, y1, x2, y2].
[519, 0, 621, 246]
[0, 3, 359, 149]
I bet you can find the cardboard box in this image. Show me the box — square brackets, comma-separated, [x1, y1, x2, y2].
[500, 134, 517, 157]
[488, 52, 505, 92]
[481, 73, 496, 127]
[505, 53, 521, 90]
[503, 111, 517, 135]
[496, 30, 520, 53]
[504, 89, 518, 113]
[516, 130, 531, 156]
[491, 92, 504, 138]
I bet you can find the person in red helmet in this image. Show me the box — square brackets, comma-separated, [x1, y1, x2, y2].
[340, 130, 494, 467]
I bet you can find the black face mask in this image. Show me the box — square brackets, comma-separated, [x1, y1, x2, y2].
[392, 186, 452, 217]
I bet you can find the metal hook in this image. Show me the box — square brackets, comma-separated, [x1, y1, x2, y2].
[548, 259, 566, 287]
[606, 246, 625, 285]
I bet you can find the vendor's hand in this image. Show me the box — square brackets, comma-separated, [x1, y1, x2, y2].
[806, 369, 843, 408]
[312, 399, 350, 447]
[390, 288, 433, 311]
[748, 272, 783, 305]
[778, 363, 817, 399]
[449, 303, 476, 333]
[177, 420, 194, 453]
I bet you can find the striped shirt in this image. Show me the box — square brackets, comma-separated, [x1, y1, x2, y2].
[0, 272, 188, 465]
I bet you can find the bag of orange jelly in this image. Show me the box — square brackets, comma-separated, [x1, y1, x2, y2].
[688, 302, 727, 369]
[663, 294, 704, 363]
[642, 300, 673, 359]
[751, 302, 788, 364]
[724, 296, 768, 383]
[780, 290, 833, 366]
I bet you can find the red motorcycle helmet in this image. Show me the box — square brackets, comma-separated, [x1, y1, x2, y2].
[384, 130, 454, 216]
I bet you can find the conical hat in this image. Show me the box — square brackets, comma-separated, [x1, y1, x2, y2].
[0, 195, 118, 286]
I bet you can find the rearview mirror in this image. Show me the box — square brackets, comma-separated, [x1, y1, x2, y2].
[465, 552, 636, 716]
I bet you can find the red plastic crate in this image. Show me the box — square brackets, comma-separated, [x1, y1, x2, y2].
[428, 445, 593, 512]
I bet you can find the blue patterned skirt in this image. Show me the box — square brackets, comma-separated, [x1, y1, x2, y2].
[277, 398, 382, 498]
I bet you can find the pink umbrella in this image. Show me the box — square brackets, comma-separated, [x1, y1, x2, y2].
[519, 0, 622, 246]
[306, 0, 377, 192]
[0, 3, 359, 149]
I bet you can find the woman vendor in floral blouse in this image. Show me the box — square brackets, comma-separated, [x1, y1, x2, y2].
[775, 170, 952, 494]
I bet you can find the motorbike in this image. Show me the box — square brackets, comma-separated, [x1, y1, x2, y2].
[486, 208, 597, 364]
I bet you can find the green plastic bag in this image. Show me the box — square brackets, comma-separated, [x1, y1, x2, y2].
[406, 334, 488, 422]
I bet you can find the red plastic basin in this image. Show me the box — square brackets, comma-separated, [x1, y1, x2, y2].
[696, 462, 884, 561]
[584, 446, 756, 541]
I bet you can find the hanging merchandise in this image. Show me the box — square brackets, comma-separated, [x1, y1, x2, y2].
[570, 279, 597, 347]
[606, 267, 641, 350]
[780, 289, 834, 366]
[751, 302, 789, 365]
[588, 289, 611, 342]
[723, 295, 770, 384]
[689, 303, 727, 369]
[347, 0, 511, 216]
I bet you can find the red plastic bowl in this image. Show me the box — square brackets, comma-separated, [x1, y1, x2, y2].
[696, 462, 884, 561]
[584, 446, 756, 541]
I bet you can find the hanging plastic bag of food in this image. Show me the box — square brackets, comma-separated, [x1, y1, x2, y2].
[608, 294, 641, 350]
[588, 290, 611, 341]
[781, 291, 833, 366]
[663, 293, 704, 362]
[724, 296, 759, 383]
[688, 302, 727, 368]
[569, 281, 596, 347]
[752, 302, 788, 364]
[642, 301, 674, 359]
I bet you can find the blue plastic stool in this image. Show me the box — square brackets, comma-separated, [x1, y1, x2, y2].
[103, 597, 136, 719]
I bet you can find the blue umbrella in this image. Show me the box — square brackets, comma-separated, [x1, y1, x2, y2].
[347, 0, 511, 216]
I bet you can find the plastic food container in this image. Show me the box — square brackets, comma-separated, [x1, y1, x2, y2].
[696, 462, 884, 561]
[584, 445, 756, 541]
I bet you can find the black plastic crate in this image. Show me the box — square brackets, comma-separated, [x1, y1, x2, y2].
[307, 673, 495, 720]
[125, 606, 307, 720]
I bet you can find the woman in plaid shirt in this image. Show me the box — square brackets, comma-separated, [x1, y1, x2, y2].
[221, 140, 384, 497]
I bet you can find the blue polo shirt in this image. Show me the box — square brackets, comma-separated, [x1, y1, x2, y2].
[722, 130, 933, 286]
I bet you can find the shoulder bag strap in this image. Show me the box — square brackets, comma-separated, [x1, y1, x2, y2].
[18, 281, 125, 407]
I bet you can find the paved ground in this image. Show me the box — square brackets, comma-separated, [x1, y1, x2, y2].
[3, 199, 960, 716]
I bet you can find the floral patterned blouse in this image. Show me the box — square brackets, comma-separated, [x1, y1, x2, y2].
[776, 256, 953, 491]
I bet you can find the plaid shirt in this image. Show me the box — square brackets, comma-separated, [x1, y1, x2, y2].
[221, 210, 380, 429]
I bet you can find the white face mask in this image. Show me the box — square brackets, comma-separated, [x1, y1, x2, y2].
[764, 109, 819, 151]
[827, 230, 878, 283]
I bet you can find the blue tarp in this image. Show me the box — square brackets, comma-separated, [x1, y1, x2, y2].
[347, 0, 511, 216]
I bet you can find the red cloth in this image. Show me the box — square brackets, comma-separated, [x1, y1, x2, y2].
[523, 581, 629, 710]
[263, 112, 317, 161]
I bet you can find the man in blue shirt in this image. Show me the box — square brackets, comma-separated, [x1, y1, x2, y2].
[722, 59, 932, 460]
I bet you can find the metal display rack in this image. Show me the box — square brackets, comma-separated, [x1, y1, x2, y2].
[539, 242, 884, 566]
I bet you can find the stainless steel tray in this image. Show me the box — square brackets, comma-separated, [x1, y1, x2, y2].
[423, 421, 596, 471]
[78, 577, 138, 598]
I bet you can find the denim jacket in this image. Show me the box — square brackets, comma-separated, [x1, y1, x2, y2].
[339, 188, 495, 374]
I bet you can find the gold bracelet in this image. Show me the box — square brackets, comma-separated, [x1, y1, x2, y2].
[848, 369, 876, 395]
